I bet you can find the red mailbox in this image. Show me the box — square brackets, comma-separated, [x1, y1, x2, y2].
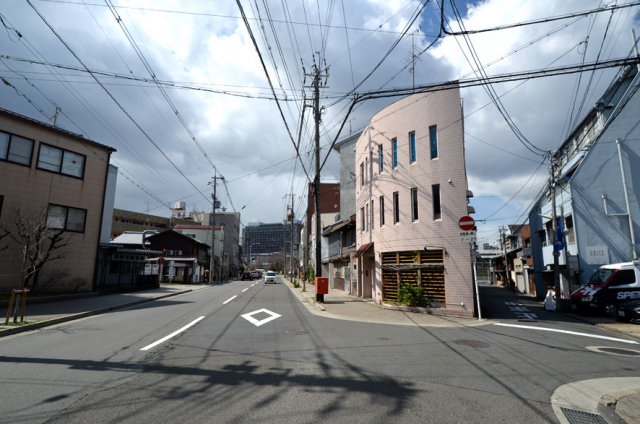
[315, 277, 329, 295]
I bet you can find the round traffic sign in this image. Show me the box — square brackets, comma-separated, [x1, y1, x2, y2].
[458, 216, 475, 231]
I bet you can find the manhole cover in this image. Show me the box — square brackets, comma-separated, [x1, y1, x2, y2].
[561, 408, 607, 424]
[452, 340, 492, 348]
[586, 346, 640, 357]
[378, 337, 389, 341]
[282, 330, 308, 335]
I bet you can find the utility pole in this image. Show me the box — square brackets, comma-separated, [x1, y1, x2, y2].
[632, 29, 640, 73]
[548, 150, 563, 310]
[208, 175, 223, 284]
[499, 226, 508, 286]
[290, 195, 295, 284]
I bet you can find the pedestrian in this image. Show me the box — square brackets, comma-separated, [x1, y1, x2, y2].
[509, 278, 516, 294]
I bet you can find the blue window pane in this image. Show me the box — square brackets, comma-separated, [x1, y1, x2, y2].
[430, 126, 438, 159]
[393, 139, 398, 167]
[410, 132, 416, 163]
[379, 145, 384, 173]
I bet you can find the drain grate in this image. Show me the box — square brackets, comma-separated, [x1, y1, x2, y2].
[452, 339, 492, 348]
[561, 408, 607, 424]
[282, 330, 308, 335]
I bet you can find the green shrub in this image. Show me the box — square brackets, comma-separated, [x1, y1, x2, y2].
[397, 280, 429, 307]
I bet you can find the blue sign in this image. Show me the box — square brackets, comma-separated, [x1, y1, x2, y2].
[554, 218, 565, 252]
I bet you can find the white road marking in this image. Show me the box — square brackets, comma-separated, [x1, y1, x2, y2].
[140, 316, 205, 351]
[241, 308, 282, 327]
[494, 323, 638, 344]
[242, 288, 249, 292]
[223, 295, 237, 304]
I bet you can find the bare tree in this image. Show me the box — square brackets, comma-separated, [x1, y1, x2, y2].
[0, 208, 72, 322]
[271, 252, 286, 272]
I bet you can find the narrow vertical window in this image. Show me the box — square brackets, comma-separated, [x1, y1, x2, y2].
[361, 207, 365, 232]
[379, 144, 384, 173]
[365, 203, 369, 232]
[360, 162, 364, 187]
[432, 184, 441, 220]
[429, 125, 438, 159]
[411, 188, 418, 221]
[371, 200, 374, 230]
[393, 192, 399, 224]
[409, 132, 416, 163]
[392, 138, 398, 168]
[379, 196, 385, 227]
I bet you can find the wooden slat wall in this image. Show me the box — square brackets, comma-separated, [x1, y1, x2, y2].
[381, 250, 446, 304]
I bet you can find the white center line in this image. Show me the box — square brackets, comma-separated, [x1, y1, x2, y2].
[140, 316, 205, 351]
[223, 295, 237, 304]
[242, 288, 249, 292]
[494, 323, 638, 344]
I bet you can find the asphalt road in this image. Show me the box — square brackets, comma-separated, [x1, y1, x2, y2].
[1, 277, 639, 423]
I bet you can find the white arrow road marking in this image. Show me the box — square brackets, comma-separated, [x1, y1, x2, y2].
[242, 288, 249, 292]
[223, 295, 237, 304]
[241, 308, 282, 327]
[140, 316, 205, 351]
[495, 323, 638, 344]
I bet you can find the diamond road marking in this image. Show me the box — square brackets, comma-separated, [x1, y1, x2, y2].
[241, 308, 282, 327]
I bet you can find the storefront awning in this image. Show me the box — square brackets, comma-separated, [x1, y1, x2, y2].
[353, 242, 374, 259]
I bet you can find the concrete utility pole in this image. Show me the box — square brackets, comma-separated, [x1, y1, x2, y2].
[289, 196, 295, 283]
[500, 227, 508, 286]
[208, 175, 223, 284]
[549, 150, 562, 309]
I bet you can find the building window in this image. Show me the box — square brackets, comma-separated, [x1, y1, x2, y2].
[411, 188, 418, 221]
[409, 132, 416, 163]
[37, 143, 86, 178]
[429, 125, 438, 159]
[379, 196, 385, 226]
[365, 202, 369, 232]
[360, 162, 364, 187]
[392, 138, 398, 167]
[393, 192, 399, 224]
[360, 207, 365, 233]
[46, 204, 87, 233]
[370, 200, 374, 230]
[0, 130, 34, 167]
[566, 215, 575, 244]
[379, 144, 384, 173]
[432, 184, 441, 220]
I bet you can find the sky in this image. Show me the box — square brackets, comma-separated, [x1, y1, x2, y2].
[1, 0, 639, 246]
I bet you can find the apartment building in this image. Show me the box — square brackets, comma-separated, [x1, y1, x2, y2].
[354, 86, 475, 317]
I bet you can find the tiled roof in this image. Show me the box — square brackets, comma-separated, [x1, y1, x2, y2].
[110, 231, 155, 245]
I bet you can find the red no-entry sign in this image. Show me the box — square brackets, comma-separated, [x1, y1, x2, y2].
[458, 216, 475, 231]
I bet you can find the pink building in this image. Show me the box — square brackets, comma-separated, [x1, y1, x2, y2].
[354, 85, 476, 317]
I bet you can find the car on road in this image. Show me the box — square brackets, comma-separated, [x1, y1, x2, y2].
[265, 271, 276, 284]
[251, 270, 260, 279]
[571, 262, 640, 317]
[616, 299, 640, 323]
[241, 271, 252, 281]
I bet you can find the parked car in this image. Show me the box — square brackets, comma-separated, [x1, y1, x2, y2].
[241, 271, 252, 281]
[265, 271, 276, 284]
[616, 299, 640, 323]
[571, 262, 640, 317]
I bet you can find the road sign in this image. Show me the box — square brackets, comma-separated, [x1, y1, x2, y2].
[458, 216, 475, 231]
[459, 230, 477, 243]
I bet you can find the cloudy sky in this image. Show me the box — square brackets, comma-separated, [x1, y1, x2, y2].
[1, 0, 638, 245]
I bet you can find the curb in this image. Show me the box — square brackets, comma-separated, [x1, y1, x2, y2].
[554, 310, 640, 342]
[0, 291, 101, 308]
[283, 278, 325, 311]
[0, 289, 194, 338]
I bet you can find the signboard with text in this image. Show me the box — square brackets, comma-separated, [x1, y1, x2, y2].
[586, 246, 609, 265]
[459, 230, 477, 243]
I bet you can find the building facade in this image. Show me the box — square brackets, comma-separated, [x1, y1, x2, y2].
[191, 211, 241, 276]
[0, 108, 115, 294]
[355, 87, 475, 317]
[111, 208, 197, 239]
[304, 182, 340, 278]
[242, 220, 302, 258]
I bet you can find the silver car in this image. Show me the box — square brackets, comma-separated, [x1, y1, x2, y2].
[265, 271, 276, 284]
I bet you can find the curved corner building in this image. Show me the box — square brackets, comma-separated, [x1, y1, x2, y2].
[354, 84, 475, 317]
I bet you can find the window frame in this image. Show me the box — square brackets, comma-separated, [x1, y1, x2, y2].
[47, 203, 88, 233]
[360, 162, 364, 187]
[379, 196, 385, 227]
[379, 144, 384, 173]
[409, 132, 416, 163]
[432, 184, 441, 220]
[0, 130, 35, 168]
[360, 207, 365, 233]
[393, 192, 399, 224]
[429, 125, 438, 159]
[411, 188, 419, 222]
[36, 142, 87, 180]
[0, 194, 3, 219]
[392, 138, 398, 168]
[370, 200, 374, 230]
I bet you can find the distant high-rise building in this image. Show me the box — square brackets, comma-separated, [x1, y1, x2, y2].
[242, 221, 302, 258]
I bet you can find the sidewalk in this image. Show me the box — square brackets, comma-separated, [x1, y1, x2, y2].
[0, 283, 210, 337]
[283, 277, 485, 327]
